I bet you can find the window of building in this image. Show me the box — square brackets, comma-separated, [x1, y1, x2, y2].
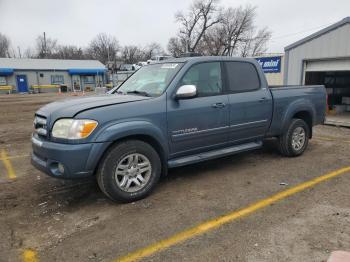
[224, 62, 260, 92]
[0, 76, 7, 86]
[181, 62, 223, 96]
[83, 76, 95, 84]
[51, 75, 64, 85]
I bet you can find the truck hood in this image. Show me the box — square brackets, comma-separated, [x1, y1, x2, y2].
[36, 94, 152, 122]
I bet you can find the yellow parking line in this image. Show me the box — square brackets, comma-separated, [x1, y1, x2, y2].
[114, 166, 350, 262]
[1, 149, 16, 179]
[0, 154, 29, 161]
[22, 249, 38, 262]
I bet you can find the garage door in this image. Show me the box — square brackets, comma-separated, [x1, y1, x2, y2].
[306, 59, 350, 72]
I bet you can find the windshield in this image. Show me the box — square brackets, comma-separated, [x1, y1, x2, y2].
[115, 63, 183, 97]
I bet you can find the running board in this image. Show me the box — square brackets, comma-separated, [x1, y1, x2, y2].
[168, 141, 263, 168]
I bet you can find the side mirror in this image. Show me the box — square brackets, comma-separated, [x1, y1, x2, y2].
[175, 85, 197, 99]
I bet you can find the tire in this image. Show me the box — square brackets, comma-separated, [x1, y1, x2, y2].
[278, 118, 310, 157]
[97, 140, 161, 203]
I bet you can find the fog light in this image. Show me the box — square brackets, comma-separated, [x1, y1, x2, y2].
[58, 163, 65, 174]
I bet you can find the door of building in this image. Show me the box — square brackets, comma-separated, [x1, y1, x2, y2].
[72, 75, 81, 91]
[16, 75, 28, 93]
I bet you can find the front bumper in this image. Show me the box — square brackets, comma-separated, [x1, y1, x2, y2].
[31, 135, 110, 179]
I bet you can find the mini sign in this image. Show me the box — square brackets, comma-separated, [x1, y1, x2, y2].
[255, 56, 282, 73]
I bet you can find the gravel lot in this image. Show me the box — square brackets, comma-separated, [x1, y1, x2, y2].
[0, 93, 349, 262]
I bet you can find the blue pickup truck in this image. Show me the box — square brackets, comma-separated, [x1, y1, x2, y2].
[32, 56, 327, 202]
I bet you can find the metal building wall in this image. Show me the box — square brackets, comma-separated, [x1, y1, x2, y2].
[284, 23, 350, 85]
[6, 71, 72, 92]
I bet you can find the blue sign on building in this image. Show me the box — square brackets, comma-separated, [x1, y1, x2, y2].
[255, 56, 282, 73]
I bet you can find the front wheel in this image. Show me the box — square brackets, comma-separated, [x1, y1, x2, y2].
[97, 140, 161, 203]
[278, 118, 310, 157]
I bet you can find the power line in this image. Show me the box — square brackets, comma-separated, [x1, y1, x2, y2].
[269, 21, 336, 41]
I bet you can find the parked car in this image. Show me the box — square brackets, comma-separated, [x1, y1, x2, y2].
[31, 56, 327, 202]
[147, 55, 172, 64]
[119, 64, 134, 71]
[132, 64, 142, 71]
[137, 61, 148, 67]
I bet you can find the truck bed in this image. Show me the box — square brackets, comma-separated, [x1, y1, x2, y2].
[267, 85, 327, 137]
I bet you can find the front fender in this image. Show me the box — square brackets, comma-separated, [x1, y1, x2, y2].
[281, 98, 316, 132]
[94, 120, 168, 154]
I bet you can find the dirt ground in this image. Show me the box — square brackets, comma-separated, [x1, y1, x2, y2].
[0, 93, 349, 262]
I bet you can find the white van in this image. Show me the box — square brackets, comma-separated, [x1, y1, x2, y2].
[147, 56, 172, 64]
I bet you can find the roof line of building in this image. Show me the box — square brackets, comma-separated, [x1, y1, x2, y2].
[0, 58, 106, 71]
[0, 58, 100, 62]
[284, 17, 350, 51]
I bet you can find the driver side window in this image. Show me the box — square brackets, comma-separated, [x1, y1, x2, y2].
[181, 62, 223, 97]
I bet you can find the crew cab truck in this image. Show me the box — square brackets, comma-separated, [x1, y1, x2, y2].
[31, 57, 327, 202]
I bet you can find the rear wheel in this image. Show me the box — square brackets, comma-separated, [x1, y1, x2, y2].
[97, 140, 161, 202]
[278, 118, 309, 157]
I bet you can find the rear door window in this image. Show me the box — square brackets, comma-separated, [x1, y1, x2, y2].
[224, 62, 260, 92]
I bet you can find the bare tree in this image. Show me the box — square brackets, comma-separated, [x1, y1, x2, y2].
[23, 47, 36, 58]
[248, 28, 271, 56]
[0, 33, 11, 57]
[121, 45, 144, 64]
[195, 5, 271, 57]
[220, 6, 255, 56]
[239, 27, 271, 57]
[86, 33, 120, 64]
[52, 45, 86, 60]
[167, 37, 186, 57]
[174, 0, 222, 53]
[198, 27, 226, 55]
[143, 42, 164, 60]
[35, 33, 58, 58]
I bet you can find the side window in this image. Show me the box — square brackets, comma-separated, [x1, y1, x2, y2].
[181, 62, 223, 96]
[225, 62, 260, 92]
[0, 76, 7, 86]
[51, 75, 64, 85]
[83, 76, 95, 84]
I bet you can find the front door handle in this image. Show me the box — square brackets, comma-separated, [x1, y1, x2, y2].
[212, 102, 226, 108]
[259, 97, 268, 102]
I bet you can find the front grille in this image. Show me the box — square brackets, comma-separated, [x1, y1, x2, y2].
[34, 114, 48, 138]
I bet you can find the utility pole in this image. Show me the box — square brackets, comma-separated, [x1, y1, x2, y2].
[17, 46, 22, 58]
[43, 32, 47, 58]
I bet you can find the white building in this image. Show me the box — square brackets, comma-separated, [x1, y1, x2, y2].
[0, 58, 107, 93]
[284, 17, 350, 112]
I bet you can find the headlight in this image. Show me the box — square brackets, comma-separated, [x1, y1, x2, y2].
[52, 119, 98, 139]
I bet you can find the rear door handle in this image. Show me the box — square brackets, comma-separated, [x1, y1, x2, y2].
[212, 102, 226, 108]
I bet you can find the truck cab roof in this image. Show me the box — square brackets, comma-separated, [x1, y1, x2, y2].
[164, 56, 259, 64]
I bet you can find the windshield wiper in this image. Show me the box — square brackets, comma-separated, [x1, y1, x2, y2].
[126, 90, 151, 97]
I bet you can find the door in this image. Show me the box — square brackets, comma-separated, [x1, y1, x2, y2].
[16, 75, 28, 93]
[223, 61, 272, 143]
[167, 62, 229, 157]
[72, 75, 81, 91]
